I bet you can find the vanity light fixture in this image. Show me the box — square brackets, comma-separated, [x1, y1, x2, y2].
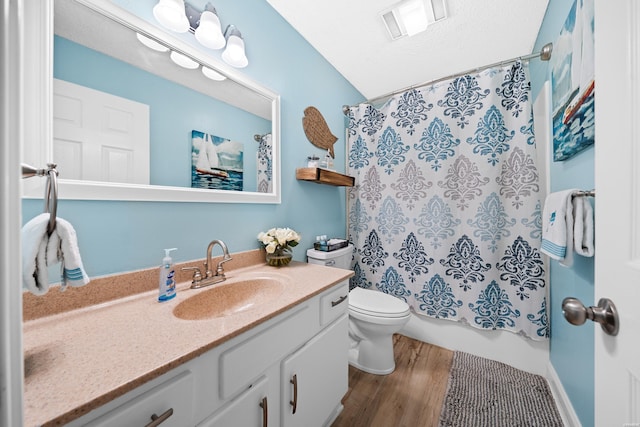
[202, 66, 227, 81]
[152, 1, 249, 68]
[170, 51, 199, 69]
[136, 33, 169, 52]
[153, 0, 190, 33]
[221, 25, 248, 68]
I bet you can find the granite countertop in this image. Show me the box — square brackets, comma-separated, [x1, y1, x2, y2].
[22, 253, 353, 427]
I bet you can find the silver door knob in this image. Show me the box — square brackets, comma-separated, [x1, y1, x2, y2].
[562, 297, 619, 336]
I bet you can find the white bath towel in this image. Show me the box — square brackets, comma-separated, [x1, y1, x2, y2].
[22, 213, 90, 295]
[573, 195, 594, 257]
[540, 189, 577, 267]
[21, 214, 50, 295]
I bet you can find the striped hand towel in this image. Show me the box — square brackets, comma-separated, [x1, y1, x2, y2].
[46, 216, 90, 290]
[540, 189, 577, 267]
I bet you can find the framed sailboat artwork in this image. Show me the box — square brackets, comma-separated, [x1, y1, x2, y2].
[549, 0, 595, 161]
[191, 130, 244, 191]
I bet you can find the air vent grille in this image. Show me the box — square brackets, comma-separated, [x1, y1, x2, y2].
[382, 10, 403, 40]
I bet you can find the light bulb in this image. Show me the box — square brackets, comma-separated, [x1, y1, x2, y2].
[202, 67, 227, 81]
[222, 26, 248, 68]
[170, 51, 199, 69]
[195, 10, 225, 50]
[136, 33, 169, 52]
[153, 0, 189, 33]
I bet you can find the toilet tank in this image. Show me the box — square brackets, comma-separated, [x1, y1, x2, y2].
[306, 244, 353, 270]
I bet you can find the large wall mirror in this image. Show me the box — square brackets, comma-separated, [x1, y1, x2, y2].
[23, 0, 281, 203]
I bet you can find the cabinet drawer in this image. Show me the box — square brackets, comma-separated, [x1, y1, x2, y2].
[85, 370, 194, 427]
[319, 281, 349, 326]
[219, 304, 313, 399]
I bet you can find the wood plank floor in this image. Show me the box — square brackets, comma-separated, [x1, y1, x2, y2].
[332, 334, 454, 427]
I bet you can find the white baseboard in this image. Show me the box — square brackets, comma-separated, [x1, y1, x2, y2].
[546, 362, 582, 427]
[400, 313, 549, 375]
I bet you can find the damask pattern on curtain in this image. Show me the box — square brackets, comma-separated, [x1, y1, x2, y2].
[346, 62, 547, 340]
[257, 133, 272, 193]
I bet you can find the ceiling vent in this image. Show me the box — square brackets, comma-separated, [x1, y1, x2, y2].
[381, 0, 447, 40]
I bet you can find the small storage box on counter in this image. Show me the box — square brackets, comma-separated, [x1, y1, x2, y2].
[307, 244, 353, 269]
[313, 238, 349, 252]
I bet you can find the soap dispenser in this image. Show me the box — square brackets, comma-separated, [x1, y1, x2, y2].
[158, 248, 177, 302]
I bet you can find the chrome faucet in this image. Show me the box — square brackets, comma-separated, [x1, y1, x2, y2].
[182, 239, 232, 289]
[205, 239, 232, 278]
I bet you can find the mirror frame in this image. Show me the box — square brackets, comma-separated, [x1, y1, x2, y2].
[23, 0, 281, 204]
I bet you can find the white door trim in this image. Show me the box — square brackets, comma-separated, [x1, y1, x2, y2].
[0, 0, 34, 425]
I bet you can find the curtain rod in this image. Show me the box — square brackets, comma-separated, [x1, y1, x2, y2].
[253, 132, 271, 142]
[342, 42, 553, 115]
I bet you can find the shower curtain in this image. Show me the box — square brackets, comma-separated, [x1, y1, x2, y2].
[346, 62, 547, 340]
[257, 133, 272, 193]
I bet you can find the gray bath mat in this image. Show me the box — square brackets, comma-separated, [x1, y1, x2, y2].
[439, 351, 563, 427]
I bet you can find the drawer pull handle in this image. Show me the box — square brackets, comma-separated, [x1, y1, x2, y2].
[145, 408, 173, 427]
[259, 397, 268, 427]
[290, 374, 298, 414]
[331, 295, 348, 307]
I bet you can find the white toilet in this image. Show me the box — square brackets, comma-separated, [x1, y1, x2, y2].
[307, 244, 411, 375]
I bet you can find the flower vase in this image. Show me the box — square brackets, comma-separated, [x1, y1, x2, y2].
[266, 247, 293, 267]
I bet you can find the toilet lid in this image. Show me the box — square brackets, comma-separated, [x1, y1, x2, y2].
[349, 287, 410, 318]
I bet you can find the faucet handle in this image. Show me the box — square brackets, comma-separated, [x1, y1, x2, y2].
[181, 266, 203, 283]
[215, 256, 232, 275]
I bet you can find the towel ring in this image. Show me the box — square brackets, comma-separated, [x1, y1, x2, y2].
[572, 189, 595, 198]
[44, 166, 58, 235]
[21, 163, 59, 235]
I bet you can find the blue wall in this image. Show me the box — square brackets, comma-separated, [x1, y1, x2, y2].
[23, 0, 364, 277]
[531, 1, 594, 425]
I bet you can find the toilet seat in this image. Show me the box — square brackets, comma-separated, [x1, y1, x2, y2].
[349, 287, 410, 318]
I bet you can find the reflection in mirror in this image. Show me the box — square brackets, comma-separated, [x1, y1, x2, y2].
[25, 0, 280, 203]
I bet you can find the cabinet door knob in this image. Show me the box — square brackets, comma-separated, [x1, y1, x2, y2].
[289, 374, 298, 414]
[259, 397, 268, 427]
[145, 408, 173, 427]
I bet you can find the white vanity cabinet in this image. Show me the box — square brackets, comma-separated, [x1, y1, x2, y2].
[198, 280, 350, 427]
[67, 280, 349, 427]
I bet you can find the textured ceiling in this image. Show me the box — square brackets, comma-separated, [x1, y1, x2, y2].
[266, 0, 550, 101]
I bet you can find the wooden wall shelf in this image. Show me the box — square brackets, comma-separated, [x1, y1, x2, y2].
[295, 168, 355, 187]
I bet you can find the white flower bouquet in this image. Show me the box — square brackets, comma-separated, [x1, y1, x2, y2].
[257, 227, 301, 266]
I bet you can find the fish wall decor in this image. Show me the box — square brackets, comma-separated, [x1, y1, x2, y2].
[302, 106, 338, 158]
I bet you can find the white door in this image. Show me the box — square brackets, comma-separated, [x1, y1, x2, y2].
[594, 0, 640, 424]
[53, 79, 150, 184]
